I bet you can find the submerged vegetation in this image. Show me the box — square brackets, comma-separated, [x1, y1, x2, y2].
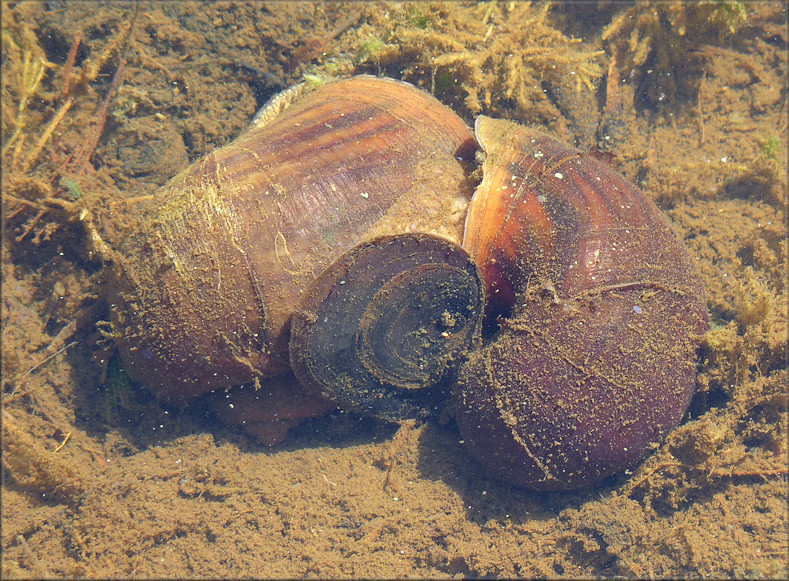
[354, 2, 604, 128]
[602, 1, 750, 108]
[760, 133, 781, 161]
[1, 4, 132, 259]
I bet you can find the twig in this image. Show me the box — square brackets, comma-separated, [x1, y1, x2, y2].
[5, 340, 77, 401]
[14, 209, 46, 242]
[710, 467, 787, 479]
[20, 98, 73, 173]
[4, 193, 74, 213]
[60, 32, 82, 100]
[54, 431, 72, 453]
[626, 458, 787, 493]
[79, 21, 131, 85]
[68, 59, 127, 176]
[6, 319, 79, 399]
[224, 510, 255, 527]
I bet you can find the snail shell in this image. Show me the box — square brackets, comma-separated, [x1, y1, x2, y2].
[456, 116, 708, 490]
[290, 232, 484, 421]
[109, 76, 478, 404]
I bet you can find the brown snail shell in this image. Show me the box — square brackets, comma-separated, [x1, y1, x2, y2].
[290, 232, 484, 421]
[108, 76, 477, 406]
[456, 116, 708, 491]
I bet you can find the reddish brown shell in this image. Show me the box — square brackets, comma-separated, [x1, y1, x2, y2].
[109, 76, 476, 403]
[456, 116, 708, 490]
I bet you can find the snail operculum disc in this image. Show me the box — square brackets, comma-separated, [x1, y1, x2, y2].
[290, 233, 485, 421]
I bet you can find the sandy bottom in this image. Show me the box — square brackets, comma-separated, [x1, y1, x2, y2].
[2, 2, 787, 578]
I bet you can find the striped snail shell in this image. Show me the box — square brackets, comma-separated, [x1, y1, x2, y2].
[108, 76, 481, 420]
[455, 116, 708, 490]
